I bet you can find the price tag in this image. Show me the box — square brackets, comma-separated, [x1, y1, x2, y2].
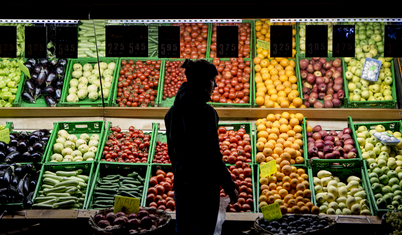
[0, 26, 17, 58]
[216, 26, 238, 58]
[106, 26, 125, 57]
[25, 26, 47, 58]
[0, 128, 10, 144]
[158, 26, 180, 58]
[261, 202, 282, 222]
[384, 25, 402, 57]
[56, 26, 78, 58]
[260, 160, 277, 178]
[305, 25, 328, 57]
[270, 25, 292, 57]
[332, 25, 355, 57]
[106, 26, 148, 57]
[257, 39, 270, 50]
[113, 195, 141, 215]
[126, 26, 148, 57]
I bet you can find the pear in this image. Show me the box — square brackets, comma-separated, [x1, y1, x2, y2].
[346, 197, 357, 209]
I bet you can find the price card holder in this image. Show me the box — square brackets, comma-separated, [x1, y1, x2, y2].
[216, 26, 238, 58]
[126, 26, 148, 57]
[270, 25, 292, 58]
[25, 26, 47, 58]
[113, 195, 141, 215]
[0, 128, 10, 144]
[158, 26, 180, 58]
[384, 25, 402, 57]
[306, 25, 328, 58]
[260, 160, 277, 178]
[0, 26, 17, 58]
[261, 202, 282, 222]
[333, 25, 355, 57]
[56, 26, 78, 58]
[106, 25, 125, 57]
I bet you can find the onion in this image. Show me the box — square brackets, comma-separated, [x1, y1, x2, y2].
[312, 125, 322, 132]
[316, 76, 324, 84]
[314, 71, 322, 77]
[306, 64, 314, 73]
[329, 130, 337, 136]
[314, 101, 324, 108]
[299, 59, 309, 70]
[301, 70, 308, 79]
[324, 135, 334, 142]
[312, 132, 322, 140]
[307, 132, 312, 138]
[313, 62, 322, 71]
[333, 58, 342, 67]
[307, 74, 315, 84]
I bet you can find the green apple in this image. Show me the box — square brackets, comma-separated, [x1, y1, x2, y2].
[357, 52, 365, 60]
[384, 95, 393, 100]
[362, 45, 371, 52]
[385, 57, 393, 62]
[369, 49, 378, 57]
[375, 79, 382, 85]
[356, 82, 362, 89]
[356, 62, 364, 68]
[385, 71, 392, 77]
[352, 75, 361, 83]
[353, 89, 362, 96]
[361, 79, 370, 86]
[356, 47, 363, 54]
[352, 94, 361, 101]
[361, 90, 370, 99]
[394, 132, 402, 138]
[374, 34, 382, 42]
[383, 89, 392, 96]
[360, 39, 368, 45]
[348, 83, 356, 92]
[349, 59, 358, 66]
[378, 45, 384, 53]
[375, 125, 386, 132]
[354, 68, 362, 77]
[365, 53, 373, 58]
[383, 85, 391, 91]
[350, 66, 358, 73]
[344, 57, 352, 63]
[373, 146, 381, 155]
[379, 72, 385, 80]
[371, 84, 381, 93]
[374, 93, 383, 99]
[359, 34, 367, 40]
[345, 71, 353, 80]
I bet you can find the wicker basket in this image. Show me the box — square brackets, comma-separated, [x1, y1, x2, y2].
[89, 208, 125, 235]
[128, 207, 172, 235]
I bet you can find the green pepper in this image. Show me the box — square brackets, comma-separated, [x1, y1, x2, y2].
[0, 100, 5, 107]
[7, 81, 16, 88]
[0, 81, 6, 89]
[4, 102, 12, 107]
[9, 88, 17, 94]
[376, 198, 387, 209]
[0, 70, 5, 76]
[1, 92, 11, 100]
[8, 95, 15, 103]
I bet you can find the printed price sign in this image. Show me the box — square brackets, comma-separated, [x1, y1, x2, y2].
[385, 25, 402, 57]
[126, 26, 148, 57]
[56, 26, 78, 58]
[306, 25, 328, 57]
[261, 202, 282, 222]
[216, 26, 238, 58]
[25, 26, 47, 58]
[270, 25, 292, 57]
[0, 26, 17, 58]
[0, 128, 10, 144]
[257, 39, 270, 50]
[158, 26, 180, 58]
[260, 160, 277, 178]
[333, 25, 355, 57]
[114, 195, 141, 215]
[106, 25, 125, 57]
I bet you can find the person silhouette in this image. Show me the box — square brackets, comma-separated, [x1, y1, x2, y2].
[164, 59, 239, 235]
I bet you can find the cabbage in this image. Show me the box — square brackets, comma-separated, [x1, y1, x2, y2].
[72, 70, 83, 79]
[77, 83, 87, 91]
[56, 137, 66, 144]
[78, 144, 89, 154]
[67, 135, 78, 143]
[108, 62, 116, 71]
[64, 140, 75, 149]
[102, 81, 112, 90]
[83, 63, 93, 71]
[88, 91, 98, 101]
[71, 150, 82, 157]
[90, 134, 100, 141]
[99, 62, 108, 70]
[58, 130, 69, 139]
[87, 85, 98, 93]
[77, 89, 88, 100]
[88, 146, 97, 153]
[62, 147, 73, 156]
[70, 79, 79, 87]
[99, 89, 110, 99]
[75, 139, 87, 148]
[83, 71, 92, 78]
[69, 87, 77, 94]
[104, 76, 113, 83]
[79, 77, 88, 85]
[53, 143, 64, 153]
[88, 139, 99, 147]
[103, 69, 114, 77]
[67, 93, 79, 102]
[73, 63, 82, 71]
[83, 151, 95, 160]
[79, 133, 90, 142]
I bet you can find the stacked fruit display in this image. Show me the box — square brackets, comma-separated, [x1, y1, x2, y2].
[146, 169, 175, 211]
[347, 21, 386, 59]
[173, 23, 208, 59]
[161, 60, 186, 101]
[218, 126, 252, 164]
[254, 58, 303, 108]
[152, 141, 170, 164]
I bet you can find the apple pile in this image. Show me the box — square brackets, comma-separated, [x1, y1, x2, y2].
[346, 21, 385, 59]
[344, 57, 393, 102]
[299, 57, 345, 108]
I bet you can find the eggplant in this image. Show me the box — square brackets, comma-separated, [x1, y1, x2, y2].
[39, 129, 48, 136]
[32, 141, 44, 151]
[0, 194, 7, 204]
[3, 167, 11, 185]
[27, 146, 34, 153]
[31, 73, 38, 84]
[20, 152, 31, 162]
[49, 59, 58, 67]
[45, 96, 57, 107]
[55, 79, 63, 88]
[28, 134, 40, 144]
[23, 175, 31, 195]
[31, 152, 42, 162]
[23, 191, 34, 208]
[9, 185, 18, 197]
[39, 58, 48, 66]
[42, 65, 49, 75]
[33, 87, 41, 100]
[55, 87, 62, 103]
[29, 180, 37, 192]
[24, 62, 33, 71]
[37, 71, 46, 87]
[25, 80, 36, 97]
[14, 166, 24, 176]
[11, 174, 19, 186]
[0, 141, 6, 151]
[19, 131, 29, 139]
[58, 58, 67, 67]
[0, 188, 7, 194]
[56, 65, 64, 75]
[42, 86, 55, 96]
[0, 164, 10, 170]
[9, 133, 18, 139]
[45, 71, 56, 86]
[17, 176, 25, 200]
[0, 151, 6, 162]
[22, 91, 36, 104]
[7, 146, 17, 154]
[5, 151, 20, 163]
[9, 139, 18, 147]
[31, 130, 41, 137]
[16, 140, 28, 153]
[33, 64, 41, 74]
[27, 58, 36, 66]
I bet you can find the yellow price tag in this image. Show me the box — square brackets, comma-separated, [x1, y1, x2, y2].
[257, 39, 270, 51]
[260, 160, 277, 178]
[114, 195, 141, 215]
[261, 202, 282, 222]
[0, 128, 10, 144]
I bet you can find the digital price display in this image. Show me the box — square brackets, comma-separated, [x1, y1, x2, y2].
[333, 25, 355, 57]
[384, 25, 402, 57]
[25, 26, 47, 58]
[0, 26, 17, 58]
[56, 26, 78, 58]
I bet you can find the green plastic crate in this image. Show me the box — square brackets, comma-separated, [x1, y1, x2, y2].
[256, 164, 310, 213]
[303, 116, 362, 166]
[97, 121, 156, 164]
[111, 57, 163, 107]
[298, 21, 339, 55]
[149, 123, 169, 164]
[59, 57, 119, 107]
[296, 53, 347, 108]
[44, 120, 105, 164]
[32, 161, 95, 210]
[16, 59, 71, 107]
[309, 158, 374, 216]
[344, 59, 397, 109]
[0, 58, 26, 107]
[157, 58, 184, 108]
[85, 162, 149, 209]
[255, 117, 307, 168]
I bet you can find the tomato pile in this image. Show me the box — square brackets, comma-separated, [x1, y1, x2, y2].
[101, 126, 151, 163]
[173, 23, 208, 59]
[152, 141, 170, 164]
[146, 169, 175, 211]
[210, 23, 252, 58]
[218, 126, 252, 164]
[221, 163, 254, 212]
[210, 58, 251, 104]
[162, 60, 187, 100]
[116, 59, 161, 107]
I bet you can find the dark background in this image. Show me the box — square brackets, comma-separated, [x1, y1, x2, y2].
[3, 1, 402, 19]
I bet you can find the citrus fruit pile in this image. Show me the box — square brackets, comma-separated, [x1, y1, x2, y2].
[254, 57, 304, 108]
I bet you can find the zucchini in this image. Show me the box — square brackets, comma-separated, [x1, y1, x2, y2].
[53, 199, 76, 208]
[34, 196, 58, 203]
[56, 170, 82, 176]
[85, 50, 98, 58]
[54, 180, 80, 188]
[94, 196, 115, 200]
[76, 175, 89, 182]
[43, 178, 59, 186]
[44, 186, 68, 195]
[44, 171, 56, 175]
[103, 175, 120, 180]
[47, 192, 71, 197]
[94, 192, 116, 197]
[43, 174, 63, 181]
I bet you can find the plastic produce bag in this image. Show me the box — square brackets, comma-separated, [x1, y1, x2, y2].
[214, 197, 230, 235]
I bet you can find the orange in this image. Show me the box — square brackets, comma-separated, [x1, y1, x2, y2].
[279, 160, 290, 169]
[280, 152, 291, 162]
[259, 201, 268, 209]
[311, 206, 320, 214]
[301, 206, 310, 214]
[273, 147, 283, 155]
[258, 137, 267, 144]
[295, 113, 304, 122]
[288, 75, 297, 84]
[256, 153, 266, 163]
[280, 100, 290, 108]
[278, 189, 288, 199]
[306, 125, 313, 132]
[259, 195, 267, 202]
[296, 183, 306, 192]
[289, 60, 296, 68]
[287, 199, 296, 208]
[280, 59, 289, 67]
[290, 178, 299, 188]
[254, 57, 262, 65]
[267, 195, 276, 204]
[273, 194, 282, 200]
[280, 205, 288, 214]
[292, 97, 303, 107]
[269, 175, 277, 184]
[291, 166, 298, 173]
[256, 142, 265, 151]
[280, 124, 289, 133]
[291, 143, 300, 151]
[293, 125, 302, 133]
[259, 177, 269, 185]
[303, 189, 312, 198]
[260, 184, 269, 191]
[295, 190, 304, 198]
[283, 194, 293, 204]
[282, 165, 292, 176]
[295, 156, 305, 164]
[298, 177, 305, 183]
[269, 183, 277, 190]
[297, 168, 305, 176]
[276, 172, 285, 181]
[301, 173, 308, 180]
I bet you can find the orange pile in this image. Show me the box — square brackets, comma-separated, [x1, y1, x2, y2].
[255, 112, 305, 165]
[258, 165, 319, 214]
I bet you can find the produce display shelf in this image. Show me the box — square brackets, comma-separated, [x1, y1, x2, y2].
[308, 158, 374, 216]
[32, 161, 95, 210]
[43, 120, 105, 164]
[85, 162, 149, 209]
[296, 53, 347, 108]
[111, 57, 164, 107]
[149, 123, 168, 164]
[156, 58, 185, 108]
[1, 58, 26, 107]
[303, 116, 362, 166]
[59, 57, 119, 107]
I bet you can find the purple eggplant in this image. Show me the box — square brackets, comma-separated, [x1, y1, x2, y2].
[5, 151, 21, 163]
[9, 139, 18, 147]
[56, 65, 64, 75]
[32, 141, 44, 151]
[9, 133, 18, 139]
[22, 91, 36, 104]
[49, 59, 58, 67]
[37, 72, 46, 87]
[27, 58, 36, 66]
[41, 65, 49, 75]
[25, 80, 36, 97]
[42, 86, 55, 96]
[55, 79, 63, 88]
[24, 62, 33, 72]
[58, 58, 67, 67]
[31, 152, 42, 162]
[33, 64, 41, 74]
[27, 146, 34, 153]
[28, 134, 39, 144]
[54, 87, 62, 102]
[19, 131, 29, 139]
[45, 71, 56, 86]
[34, 87, 41, 100]
[41, 136, 49, 142]
[39, 58, 48, 66]
[0, 141, 7, 151]
[20, 152, 31, 162]
[45, 96, 57, 107]
[0, 151, 6, 162]
[31, 73, 38, 84]
[7, 146, 17, 154]
[17, 140, 28, 153]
